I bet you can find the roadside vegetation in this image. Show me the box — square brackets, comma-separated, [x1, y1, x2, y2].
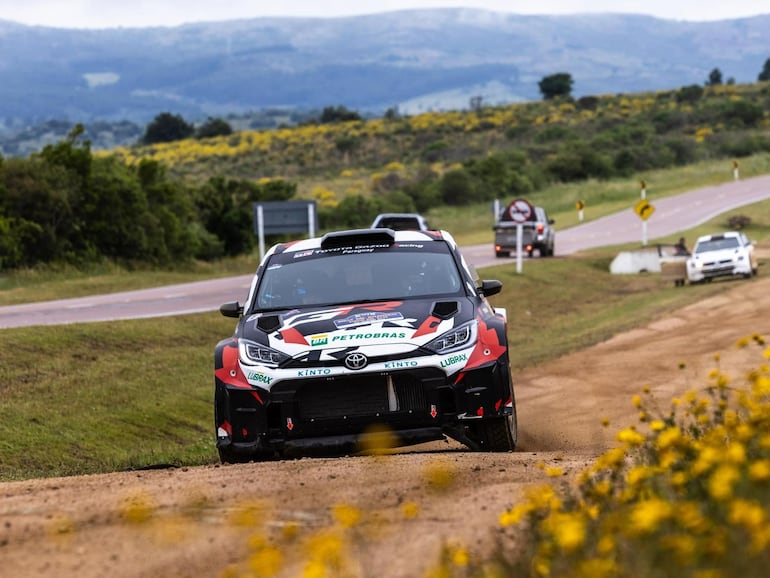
[2, 78, 770, 578]
[2, 81, 770, 272]
[1, 200, 768, 482]
[489, 339, 770, 578]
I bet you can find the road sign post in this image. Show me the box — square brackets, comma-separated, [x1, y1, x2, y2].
[633, 199, 655, 246]
[576, 199, 585, 222]
[504, 198, 533, 274]
[253, 201, 318, 261]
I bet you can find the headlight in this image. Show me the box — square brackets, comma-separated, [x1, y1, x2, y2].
[425, 320, 477, 354]
[238, 339, 290, 367]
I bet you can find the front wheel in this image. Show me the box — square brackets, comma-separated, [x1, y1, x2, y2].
[467, 411, 517, 452]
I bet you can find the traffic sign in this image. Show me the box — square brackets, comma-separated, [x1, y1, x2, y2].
[504, 198, 533, 223]
[634, 199, 655, 221]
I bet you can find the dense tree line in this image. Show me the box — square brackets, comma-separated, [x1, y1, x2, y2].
[0, 126, 295, 270]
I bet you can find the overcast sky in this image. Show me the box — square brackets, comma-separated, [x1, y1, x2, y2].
[0, 0, 768, 29]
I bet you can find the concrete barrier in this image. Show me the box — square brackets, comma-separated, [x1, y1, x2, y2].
[610, 249, 662, 274]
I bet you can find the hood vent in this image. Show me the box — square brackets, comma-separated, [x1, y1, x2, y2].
[431, 301, 459, 320]
[257, 314, 282, 333]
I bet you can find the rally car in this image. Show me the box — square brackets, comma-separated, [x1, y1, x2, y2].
[214, 228, 517, 462]
[686, 230, 758, 283]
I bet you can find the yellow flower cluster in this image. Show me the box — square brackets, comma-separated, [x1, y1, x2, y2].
[497, 335, 770, 577]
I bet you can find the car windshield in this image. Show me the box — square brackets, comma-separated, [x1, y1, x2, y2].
[695, 237, 740, 253]
[375, 217, 423, 230]
[253, 243, 465, 310]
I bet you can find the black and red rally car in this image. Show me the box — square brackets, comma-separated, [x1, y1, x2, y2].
[214, 228, 516, 462]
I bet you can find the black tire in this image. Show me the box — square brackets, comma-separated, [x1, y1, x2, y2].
[218, 447, 253, 464]
[218, 446, 275, 464]
[467, 410, 517, 452]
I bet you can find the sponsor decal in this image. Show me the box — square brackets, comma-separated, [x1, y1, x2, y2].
[247, 371, 273, 385]
[286, 418, 294, 431]
[430, 405, 438, 418]
[440, 353, 468, 368]
[334, 311, 404, 329]
[332, 331, 407, 342]
[293, 250, 314, 259]
[297, 368, 332, 377]
[310, 334, 329, 346]
[384, 360, 419, 369]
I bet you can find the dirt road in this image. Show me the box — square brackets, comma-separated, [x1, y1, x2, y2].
[1, 274, 768, 578]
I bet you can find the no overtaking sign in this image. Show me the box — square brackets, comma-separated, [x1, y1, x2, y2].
[504, 198, 534, 223]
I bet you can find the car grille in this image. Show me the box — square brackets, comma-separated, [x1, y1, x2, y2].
[273, 370, 444, 421]
[702, 259, 735, 277]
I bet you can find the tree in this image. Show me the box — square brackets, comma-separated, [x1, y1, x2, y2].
[319, 106, 362, 124]
[195, 117, 233, 139]
[142, 113, 195, 145]
[759, 58, 770, 82]
[706, 68, 723, 86]
[538, 73, 574, 100]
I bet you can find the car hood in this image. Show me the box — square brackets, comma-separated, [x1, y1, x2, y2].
[240, 298, 475, 356]
[690, 248, 745, 261]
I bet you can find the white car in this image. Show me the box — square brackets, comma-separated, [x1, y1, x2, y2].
[686, 231, 758, 283]
[370, 213, 431, 231]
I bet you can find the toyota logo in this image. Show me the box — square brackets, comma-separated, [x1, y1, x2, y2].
[344, 352, 368, 370]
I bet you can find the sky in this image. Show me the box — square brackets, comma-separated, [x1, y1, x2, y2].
[0, 0, 768, 29]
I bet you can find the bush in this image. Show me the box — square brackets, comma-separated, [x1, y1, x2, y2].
[727, 215, 752, 229]
[676, 84, 705, 104]
[497, 337, 770, 578]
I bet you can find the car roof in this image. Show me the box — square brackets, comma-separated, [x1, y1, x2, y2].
[695, 231, 742, 243]
[372, 212, 425, 219]
[272, 228, 453, 256]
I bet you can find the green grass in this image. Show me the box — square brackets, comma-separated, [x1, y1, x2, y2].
[429, 152, 770, 246]
[1, 162, 768, 481]
[0, 255, 260, 307]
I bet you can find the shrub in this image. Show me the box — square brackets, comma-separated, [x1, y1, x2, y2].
[497, 337, 770, 578]
[727, 214, 752, 229]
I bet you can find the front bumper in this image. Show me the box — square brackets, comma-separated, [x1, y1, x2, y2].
[215, 362, 512, 456]
[687, 259, 751, 281]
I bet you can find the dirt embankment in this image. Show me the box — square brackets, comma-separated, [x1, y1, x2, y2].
[1, 275, 768, 578]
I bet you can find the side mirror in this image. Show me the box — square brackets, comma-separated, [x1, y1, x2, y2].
[219, 301, 243, 318]
[479, 279, 502, 297]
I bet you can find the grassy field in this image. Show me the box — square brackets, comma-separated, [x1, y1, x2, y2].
[1, 152, 769, 307]
[1, 161, 769, 481]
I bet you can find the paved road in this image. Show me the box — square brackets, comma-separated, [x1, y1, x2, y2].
[2, 174, 769, 329]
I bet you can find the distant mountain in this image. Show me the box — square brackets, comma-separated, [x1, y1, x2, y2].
[1, 9, 769, 126]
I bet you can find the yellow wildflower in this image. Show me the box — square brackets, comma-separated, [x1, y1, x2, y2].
[546, 466, 564, 478]
[728, 499, 766, 531]
[332, 503, 362, 528]
[248, 545, 283, 577]
[629, 499, 672, 534]
[120, 490, 156, 524]
[617, 427, 645, 446]
[451, 546, 470, 567]
[708, 464, 740, 500]
[546, 512, 586, 552]
[577, 557, 616, 578]
[748, 460, 770, 482]
[401, 501, 420, 519]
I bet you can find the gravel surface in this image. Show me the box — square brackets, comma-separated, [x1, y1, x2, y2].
[1, 273, 768, 578]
